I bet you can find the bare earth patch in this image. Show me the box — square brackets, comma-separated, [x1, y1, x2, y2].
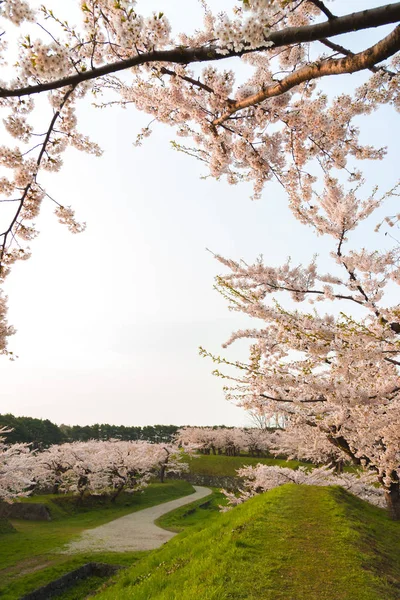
[62, 485, 211, 553]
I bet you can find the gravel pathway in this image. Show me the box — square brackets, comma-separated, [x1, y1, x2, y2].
[62, 485, 211, 553]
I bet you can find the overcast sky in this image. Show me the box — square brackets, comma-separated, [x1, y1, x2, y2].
[0, 1, 398, 427]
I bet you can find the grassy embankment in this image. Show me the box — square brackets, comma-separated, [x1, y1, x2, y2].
[0, 454, 302, 598]
[0, 480, 194, 600]
[0, 455, 370, 598]
[92, 484, 400, 600]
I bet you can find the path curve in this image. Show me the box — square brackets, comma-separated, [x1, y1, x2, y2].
[62, 485, 212, 553]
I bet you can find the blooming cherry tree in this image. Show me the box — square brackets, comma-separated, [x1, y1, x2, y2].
[202, 179, 400, 517]
[0, 427, 34, 501]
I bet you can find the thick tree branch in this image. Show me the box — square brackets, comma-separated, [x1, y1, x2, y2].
[384, 356, 400, 366]
[213, 25, 400, 126]
[319, 38, 395, 75]
[0, 3, 400, 98]
[326, 434, 369, 467]
[304, 422, 378, 472]
[260, 392, 326, 403]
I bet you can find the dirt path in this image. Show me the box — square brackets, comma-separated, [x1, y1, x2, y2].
[62, 485, 211, 553]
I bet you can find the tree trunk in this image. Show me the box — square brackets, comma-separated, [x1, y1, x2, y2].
[384, 479, 400, 520]
[111, 484, 124, 503]
[329, 459, 344, 474]
[160, 465, 166, 483]
[52, 481, 61, 494]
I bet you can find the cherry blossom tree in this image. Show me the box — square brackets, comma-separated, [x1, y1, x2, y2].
[176, 427, 219, 455]
[85, 440, 157, 501]
[36, 441, 100, 500]
[148, 443, 189, 483]
[201, 177, 400, 518]
[0, 427, 34, 501]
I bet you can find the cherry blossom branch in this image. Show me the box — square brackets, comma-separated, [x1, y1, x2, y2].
[1, 3, 400, 98]
[254, 281, 364, 306]
[213, 25, 400, 126]
[336, 229, 400, 334]
[0, 86, 76, 274]
[159, 67, 218, 96]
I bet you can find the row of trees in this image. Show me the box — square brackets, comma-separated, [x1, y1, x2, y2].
[177, 425, 348, 469]
[0, 429, 188, 503]
[177, 426, 276, 457]
[0, 414, 179, 447]
[0, 1, 399, 517]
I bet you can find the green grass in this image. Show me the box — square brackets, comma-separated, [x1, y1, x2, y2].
[186, 453, 308, 476]
[0, 480, 194, 600]
[155, 489, 226, 533]
[91, 484, 400, 600]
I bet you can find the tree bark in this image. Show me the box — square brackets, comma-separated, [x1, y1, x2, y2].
[111, 484, 124, 502]
[159, 464, 166, 483]
[384, 476, 400, 520]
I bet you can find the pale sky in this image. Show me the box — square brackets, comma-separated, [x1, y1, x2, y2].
[0, 1, 398, 427]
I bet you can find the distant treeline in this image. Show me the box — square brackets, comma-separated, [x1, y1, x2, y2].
[0, 413, 180, 447]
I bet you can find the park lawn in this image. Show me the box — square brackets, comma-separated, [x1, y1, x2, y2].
[92, 484, 400, 600]
[0, 480, 194, 600]
[186, 453, 308, 476]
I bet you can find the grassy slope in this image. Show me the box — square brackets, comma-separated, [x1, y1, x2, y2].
[0, 480, 194, 600]
[93, 485, 400, 600]
[186, 454, 307, 476]
[155, 488, 226, 533]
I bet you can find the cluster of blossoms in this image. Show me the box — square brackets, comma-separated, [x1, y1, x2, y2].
[214, 1, 280, 54]
[176, 426, 274, 457]
[222, 465, 386, 511]
[19, 40, 71, 80]
[54, 206, 86, 234]
[0, 437, 188, 502]
[0, 0, 34, 25]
